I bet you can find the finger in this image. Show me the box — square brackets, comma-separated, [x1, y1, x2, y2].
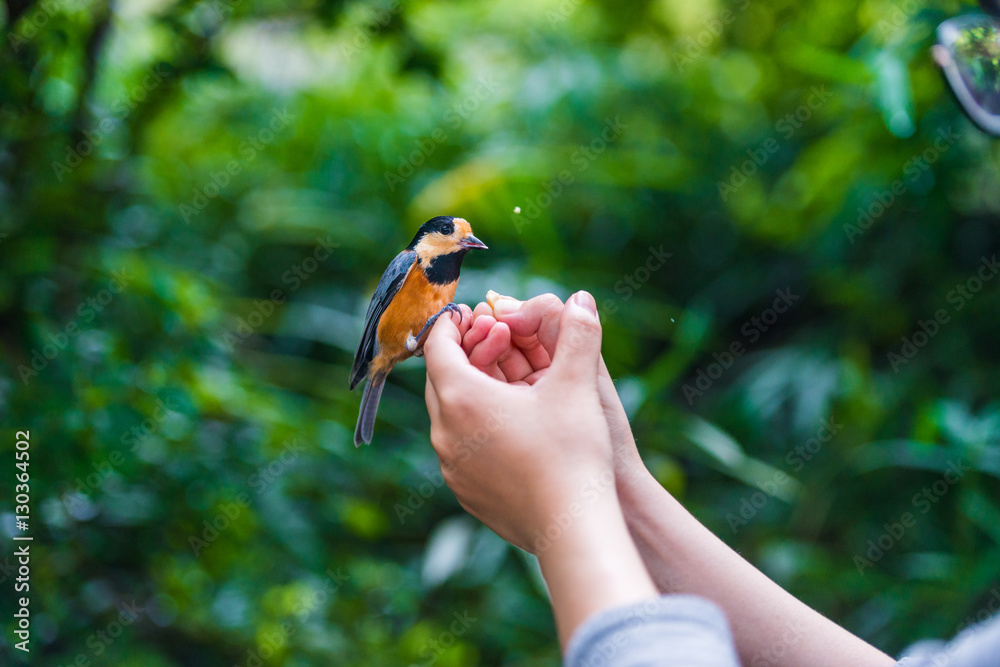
[468, 303, 496, 352]
[472, 302, 493, 319]
[462, 315, 497, 356]
[468, 320, 511, 371]
[546, 291, 603, 387]
[453, 303, 474, 337]
[508, 332, 552, 372]
[496, 344, 536, 383]
[521, 368, 547, 385]
[493, 294, 564, 360]
[424, 306, 482, 387]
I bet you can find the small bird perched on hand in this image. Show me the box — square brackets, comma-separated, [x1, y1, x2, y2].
[350, 216, 487, 446]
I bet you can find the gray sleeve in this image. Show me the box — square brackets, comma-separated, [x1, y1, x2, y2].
[896, 614, 1000, 667]
[564, 594, 741, 667]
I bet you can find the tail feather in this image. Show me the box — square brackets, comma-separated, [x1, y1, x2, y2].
[354, 371, 387, 447]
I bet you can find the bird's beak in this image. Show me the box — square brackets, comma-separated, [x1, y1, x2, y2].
[460, 234, 488, 250]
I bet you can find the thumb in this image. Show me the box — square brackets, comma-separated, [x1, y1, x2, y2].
[546, 291, 603, 387]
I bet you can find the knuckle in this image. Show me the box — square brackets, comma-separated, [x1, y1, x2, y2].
[576, 315, 602, 337]
[452, 392, 475, 413]
[430, 432, 459, 474]
[565, 318, 601, 349]
[429, 424, 447, 450]
[439, 386, 472, 412]
[534, 293, 563, 312]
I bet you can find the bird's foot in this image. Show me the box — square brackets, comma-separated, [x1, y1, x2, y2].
[408, 303, 463, 355]
[438, 302, 463, 326]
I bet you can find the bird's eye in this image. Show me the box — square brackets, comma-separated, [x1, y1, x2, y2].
[441, 223, 454, 235]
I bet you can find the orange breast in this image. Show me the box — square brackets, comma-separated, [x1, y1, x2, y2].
[374, 266, 457, 371]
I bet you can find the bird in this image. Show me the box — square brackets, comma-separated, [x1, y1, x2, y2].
[350, 216, 488, 446]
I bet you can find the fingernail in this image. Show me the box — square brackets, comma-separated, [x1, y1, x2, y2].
[492, 297, 521, 317]
[570, 291, 598, 318]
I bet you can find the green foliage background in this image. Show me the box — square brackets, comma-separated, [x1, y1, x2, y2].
[1, 0, 999, 664]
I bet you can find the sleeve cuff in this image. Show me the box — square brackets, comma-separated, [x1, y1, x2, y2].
[564, 594, 741, 667]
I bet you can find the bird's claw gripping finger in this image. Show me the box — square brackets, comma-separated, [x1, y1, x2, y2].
[443, 302, 463, 325]
[407, 303, 463, 355]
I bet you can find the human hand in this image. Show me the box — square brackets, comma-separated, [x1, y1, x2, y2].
[424, 291, 658, 645]
[460, 293, 651, 491]
[423, 291, 617, 553]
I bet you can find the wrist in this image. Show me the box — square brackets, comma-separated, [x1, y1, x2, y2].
[528, 466, 619, 553]
[535, 490, 626, 561]
[535, 492, 658, 646]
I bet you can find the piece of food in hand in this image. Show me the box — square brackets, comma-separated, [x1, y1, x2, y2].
[350, 216, 488, 447]
[486, 289, 507, 311]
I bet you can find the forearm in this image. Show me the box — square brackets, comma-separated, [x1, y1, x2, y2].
[537, 493, 659, 650]
[619, 473, 895, 667]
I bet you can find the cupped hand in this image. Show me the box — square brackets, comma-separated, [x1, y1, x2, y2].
[462, 294, 650, 490]
[424, 292, 659, 645]
[455, 301, 548, 384]
[423, 291, 617, 553]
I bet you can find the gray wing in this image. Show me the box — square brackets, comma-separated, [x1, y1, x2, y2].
[349, 250, 416, 390]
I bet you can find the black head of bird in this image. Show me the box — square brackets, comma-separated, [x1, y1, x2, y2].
[350, 216, 487, 446]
